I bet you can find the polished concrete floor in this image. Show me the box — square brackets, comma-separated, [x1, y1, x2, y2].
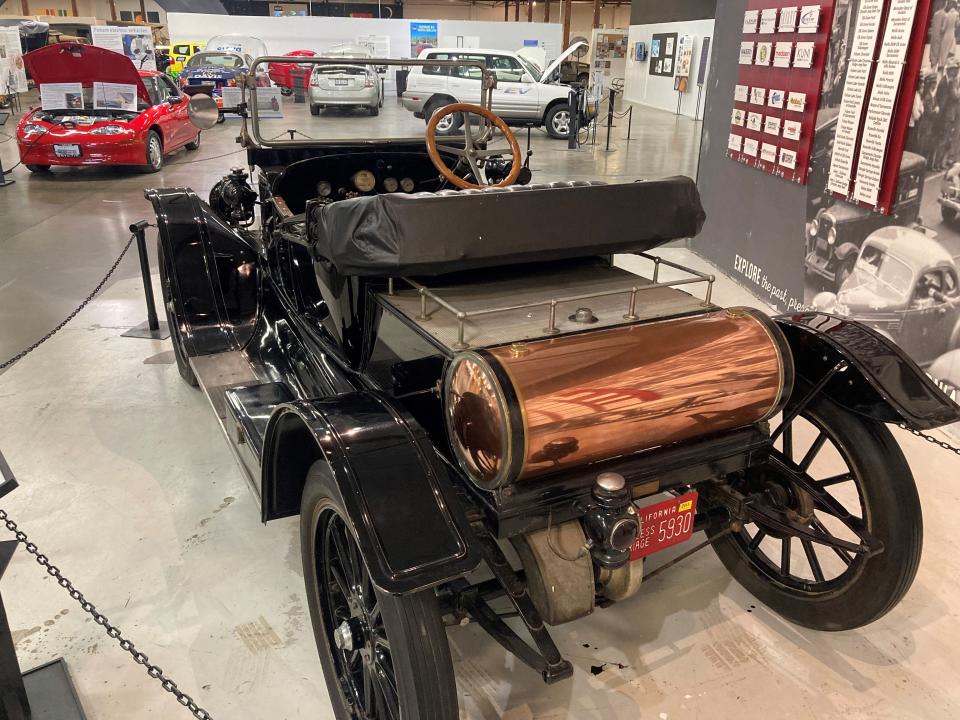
[3, 95, 960, 719]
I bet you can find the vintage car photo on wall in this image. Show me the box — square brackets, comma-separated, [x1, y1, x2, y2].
[149, 56, 960, 717]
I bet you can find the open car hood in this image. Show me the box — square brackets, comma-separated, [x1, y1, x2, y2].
[540, 41, 588, 81]
[23, 43, 150, 104]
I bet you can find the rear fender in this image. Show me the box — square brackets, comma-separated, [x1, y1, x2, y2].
[775, 312, 960, 430]
[261, 391, 479, 595]
[145, 187, 259, 356]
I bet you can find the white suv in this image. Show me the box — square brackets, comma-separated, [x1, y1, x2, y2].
[401, 42, 587, 139]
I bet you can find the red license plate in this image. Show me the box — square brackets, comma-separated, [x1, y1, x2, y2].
[630, 491, 698, 560]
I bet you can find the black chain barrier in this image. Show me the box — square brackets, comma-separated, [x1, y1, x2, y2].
[0, 234, 135, 371]
[897, 423, 960, 456]
[0, 508, 214, 719]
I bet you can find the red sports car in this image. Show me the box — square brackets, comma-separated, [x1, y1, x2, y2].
[267, 49, 317, 95]
[17, 43, 201, 174]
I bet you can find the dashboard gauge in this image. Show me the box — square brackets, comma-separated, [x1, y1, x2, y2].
[316, 180, 333, 197]
[383, 177, 399, 193]
[400, 177, 416, 193]
[352, 170, 376, 193]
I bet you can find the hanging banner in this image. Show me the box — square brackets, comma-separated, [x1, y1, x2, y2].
[696, 37, 711, 85]
[409, 22, 438, 57]
[91, 26, 156, 71]
[0, 29, 28, 95]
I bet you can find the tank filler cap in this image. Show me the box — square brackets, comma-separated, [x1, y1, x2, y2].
[596, 472, 626, 492]
[569, 307, 599, 324]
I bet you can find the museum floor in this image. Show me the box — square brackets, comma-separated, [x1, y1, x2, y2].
[2, 101, 959, 719]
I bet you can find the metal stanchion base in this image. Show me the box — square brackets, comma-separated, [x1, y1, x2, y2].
[22, 658, 87, 720]
[121, 320, 170, 340]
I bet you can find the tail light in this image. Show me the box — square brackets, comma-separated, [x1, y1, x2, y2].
[310, 74, 320, 87]
[365, 76, 375, 88]
[226, 78, 237, 87]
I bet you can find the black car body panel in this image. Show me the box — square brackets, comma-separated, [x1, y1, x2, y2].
[775, 312, 960, 429]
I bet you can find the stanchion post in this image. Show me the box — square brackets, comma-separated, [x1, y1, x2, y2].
[567, 86, 580, 150]
[627, 105, 633, 140]
[605, 87, 616, 151]
[122, 221, 171, 340]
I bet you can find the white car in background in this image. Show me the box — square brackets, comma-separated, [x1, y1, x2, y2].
[401, 41, 588, 139]
[308, 44, 384, 117]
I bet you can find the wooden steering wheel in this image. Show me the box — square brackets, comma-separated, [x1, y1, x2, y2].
[425, 103, 522, 190]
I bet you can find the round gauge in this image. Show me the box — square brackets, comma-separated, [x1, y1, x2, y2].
[316, 180, 332, 197]
[383, 177, 399, 193]
[400, 177, 416, 193]
[352, 170, 377, 193]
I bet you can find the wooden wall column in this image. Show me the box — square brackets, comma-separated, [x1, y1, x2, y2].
[71, 0, 79, 16]
[504, 0, 509, 20]
[20, 0, 29, 15]
[515, 0, 520, 21]
[562, 0, 572, 46]
[526, 0, 533, 21]
[543, 0, 550, 22]
[109, 0, 119, 21]
[139, 0, 147, 21]
[593, 0, 601, 28]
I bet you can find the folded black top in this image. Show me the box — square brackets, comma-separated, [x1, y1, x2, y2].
[306, 177, 706, 277]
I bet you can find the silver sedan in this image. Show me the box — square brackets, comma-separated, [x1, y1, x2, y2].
[308, 64, 382, 116]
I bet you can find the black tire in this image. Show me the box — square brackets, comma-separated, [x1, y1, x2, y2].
[425, 99, 462, 135]
[26, 164, 51, 173]
[157, 238, 198, 387]
[545, 103, 572, 139]
[185, 132, 201, 151]
[942, 205, 958, 223]
[310, 103, 320, 116]
[216, 112, 225, 124]
[280, 86, 294, 97]
[301, 461, 457, 720]
[369, 104, 379, 117]
[141, 130, 163, 173]
[708, 393, 922, 631]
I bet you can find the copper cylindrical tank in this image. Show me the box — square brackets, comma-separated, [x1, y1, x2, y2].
[444, 307, 793, 490]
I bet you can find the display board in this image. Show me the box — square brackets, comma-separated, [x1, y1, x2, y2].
[649, 32, 678, 76]
[727, 2, 836, 184]
[91, 25, 156, 71]
[697, 36, 712, 85]
[0, 28, 28, 95]
[675, 34, 694, 91]
[826, 0, 931, 214]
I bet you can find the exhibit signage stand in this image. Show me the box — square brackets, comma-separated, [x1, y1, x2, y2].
[0, 452, 88, 719]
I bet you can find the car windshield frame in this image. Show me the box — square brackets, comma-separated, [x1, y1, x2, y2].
[516, 54, 543, 82]
[244, 55, 495, 148]
[187, 52, 245, 68]
[848, 244, 916, 303]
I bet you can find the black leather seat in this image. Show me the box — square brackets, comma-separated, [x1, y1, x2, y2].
[305, 176, 705, 277]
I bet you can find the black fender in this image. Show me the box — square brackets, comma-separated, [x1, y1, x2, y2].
[775, 312, 960, 430]
[833, 242, 859, 262]
[144, 187, 259, 357]
[261, 391, 479, 594]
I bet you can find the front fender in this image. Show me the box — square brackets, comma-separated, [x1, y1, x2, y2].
[261, 392, 479, 595]
[775, 313, 960, 430]
[833, 242, 859, 262]
[145, 187, 259, 356]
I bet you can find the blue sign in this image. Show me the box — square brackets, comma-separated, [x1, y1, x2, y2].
[410, 22, 438, 56]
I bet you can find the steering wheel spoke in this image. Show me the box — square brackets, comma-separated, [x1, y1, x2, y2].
[425, 102, 522, 190]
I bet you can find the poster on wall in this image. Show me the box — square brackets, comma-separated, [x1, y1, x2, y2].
[675, 34, 694, 92]
[356, 34, 390, 58]
[0, 29, 28, 95]
[409, 22, 438, 57]
[649, 32, 678, 77]
[91, 26, 156, 71]
[728, 0, 838, 185]
[40, 83, 84, 110]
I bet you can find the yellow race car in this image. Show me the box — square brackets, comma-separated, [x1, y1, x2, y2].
[168, 41, 206, 78]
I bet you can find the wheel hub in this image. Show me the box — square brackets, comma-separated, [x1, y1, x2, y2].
[333, 617, 365, 652]
[750, 462, 815, 537]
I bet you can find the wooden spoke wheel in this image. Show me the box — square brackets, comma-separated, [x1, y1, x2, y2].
[426, 102, 522, 189]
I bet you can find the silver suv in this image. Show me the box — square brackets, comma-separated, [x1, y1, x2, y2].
[401, 42, 587, 139]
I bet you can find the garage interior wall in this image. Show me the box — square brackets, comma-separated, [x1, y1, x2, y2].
[166, 12, 562, 59]
[0, 0, 167, 19]
[623, 18, 714, 119]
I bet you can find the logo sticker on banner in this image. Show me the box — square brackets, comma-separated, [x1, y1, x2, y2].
[793, 42, 815, 67]
[729, 133, 743, 151]
[798, 4, 821, 32]
[773, 42, 793, 67]
[759, 8, 778, 33]
[787, 91, 807, 112]
[764, 116, 782, 136]
[747, 111, 763, 131]
[755, 42, 772, 65]
[782, 119, 802, 140]
[779, 147, 797, 168]
[734, 84, 750, 102]
[743, 137, 759, 157]
[732, 108, 746, 126]
[778, 6, 799, 32]
[768, 88, 785, 108]
[739, 42, 755, 64]
[750, 86, 767, 104]
[760, 142, 778, 162]
[743, 9, 760, 32]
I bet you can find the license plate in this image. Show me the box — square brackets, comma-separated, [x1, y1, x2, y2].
[334, 78, 349, 86]
[54, 144, 80, 158]
[630, 491, 698, 560]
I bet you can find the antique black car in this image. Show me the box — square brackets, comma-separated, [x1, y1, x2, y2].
[148, 57, 960, 718]
[805, 151, 926, 290]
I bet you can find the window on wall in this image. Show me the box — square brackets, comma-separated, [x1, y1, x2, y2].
[120, 10, 134, 20]
[147, 11, 160, 22]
